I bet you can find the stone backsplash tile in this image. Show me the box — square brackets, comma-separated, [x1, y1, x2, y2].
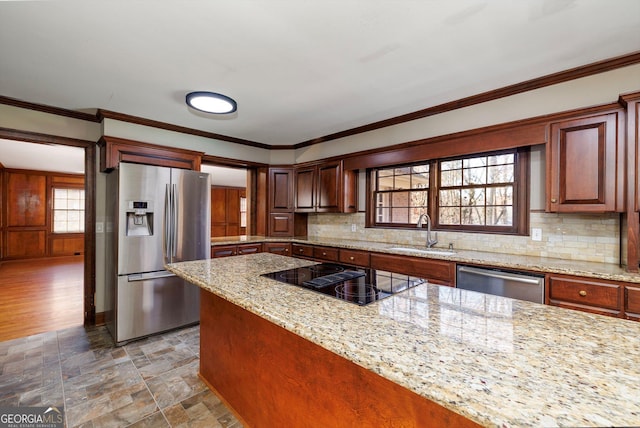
[307, 212, 621, 264]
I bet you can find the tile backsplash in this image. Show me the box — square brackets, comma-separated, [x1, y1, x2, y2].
[307, 212, 622, 265]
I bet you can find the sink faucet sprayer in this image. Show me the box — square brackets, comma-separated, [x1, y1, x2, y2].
[416, 213, 438, 248]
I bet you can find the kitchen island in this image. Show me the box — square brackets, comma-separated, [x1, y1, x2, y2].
[167, 253, 640, 427]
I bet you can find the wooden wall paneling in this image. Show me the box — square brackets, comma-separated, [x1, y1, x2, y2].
[226, 188, 240, 236]
[210, 187, 227, 237]
[7, 171, 47, 226]
[6, 230, 46, 258]
[50, 235, 84, 256]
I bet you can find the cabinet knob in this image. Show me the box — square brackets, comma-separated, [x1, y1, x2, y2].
[579, 290, 587, 297]
[299, 248, 304, 253]
[349, 256, 355, 261]
[285, 248, 289, 252]
[322, 252, 327, 256]
[550, 198, 557, 203]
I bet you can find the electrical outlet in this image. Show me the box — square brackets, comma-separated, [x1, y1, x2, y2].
[531, 228, 542, 241]
[351, 224, 357, 232]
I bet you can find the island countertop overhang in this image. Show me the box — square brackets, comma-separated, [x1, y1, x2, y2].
[167, 253, 640, 427]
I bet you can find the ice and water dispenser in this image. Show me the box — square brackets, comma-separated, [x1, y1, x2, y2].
[125, 201, 153, 236]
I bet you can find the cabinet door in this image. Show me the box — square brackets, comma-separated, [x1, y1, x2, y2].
[317, 162, 341, 213]
[269, 213, 294, 237]
[269, 168, 294, 212]
[547, 112, 622, 212]
[210, 187, 227, 237]
[294, 167, 316, 212]
[263, 242, 291, 256]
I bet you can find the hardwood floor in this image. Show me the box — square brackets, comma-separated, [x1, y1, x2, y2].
[0, 255, 83, 342]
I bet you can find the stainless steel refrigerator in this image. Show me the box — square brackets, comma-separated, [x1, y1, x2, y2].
[105, 162, 210, 345]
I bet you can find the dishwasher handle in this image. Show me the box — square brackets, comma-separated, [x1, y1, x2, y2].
[457, 266, 541, 285]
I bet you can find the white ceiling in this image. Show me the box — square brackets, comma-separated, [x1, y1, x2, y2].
[1, 1, 639, 169]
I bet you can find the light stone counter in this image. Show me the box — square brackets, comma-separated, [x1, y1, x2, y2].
[168, 253, 640, 428]
[211, 235, 640, 283]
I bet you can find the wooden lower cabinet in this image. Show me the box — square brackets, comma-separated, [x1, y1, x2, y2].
[292, 243, 314, 259]
[624, 285, 640, 321]
[370, 253, 455, 286]
[200, 290, 479, 428]
[547, 274, 622, 318]
[263, 242, 291, 256]
[211, 243, 262, 258]
[313, 246, 339, 262]
[339, 248, 371, 267]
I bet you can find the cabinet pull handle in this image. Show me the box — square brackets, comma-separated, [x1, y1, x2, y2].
[551, 198, 557, 203]
[579, 290, 587, 297]
[349, 256, 355, 261]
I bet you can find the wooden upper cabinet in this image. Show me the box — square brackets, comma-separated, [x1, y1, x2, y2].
[294, 160, 357, 213]
[269, 168, 294, 212]
[317, 162, 341, 212]
[294, 166, 316, 212]
[547, 110, 624, 213]
[99, 136, 203, 172]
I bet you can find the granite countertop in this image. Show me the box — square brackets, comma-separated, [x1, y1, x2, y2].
[167, 253, 640, 427]
[210, 235, 640, 284]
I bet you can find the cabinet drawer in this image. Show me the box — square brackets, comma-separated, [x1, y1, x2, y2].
[211, 245, 238, 258]
[370, 253, 454, 285]
[625, 285, 640, 317]
[339, 249, 370, 267]
[263, 242, 291, 256]
[548, 276, 621, 310]
[313, 246, 340, 262]
[292, 243, 314, 258]
[237, 243, 262, 255]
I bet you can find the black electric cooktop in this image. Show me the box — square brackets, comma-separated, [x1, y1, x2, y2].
[261, 263, 425, 306]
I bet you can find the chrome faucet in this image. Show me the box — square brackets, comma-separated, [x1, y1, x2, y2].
[416, 213, 438, 248]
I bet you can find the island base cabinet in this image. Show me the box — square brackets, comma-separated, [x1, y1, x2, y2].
[199, 290, 480, 428]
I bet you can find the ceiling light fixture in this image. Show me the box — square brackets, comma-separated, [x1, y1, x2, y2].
[185, 91, 237, 114]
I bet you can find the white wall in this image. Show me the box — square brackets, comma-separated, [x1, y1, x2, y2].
[294, 63, 640, 162]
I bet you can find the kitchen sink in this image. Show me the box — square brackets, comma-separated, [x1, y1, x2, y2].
[389, 247, 456, 256]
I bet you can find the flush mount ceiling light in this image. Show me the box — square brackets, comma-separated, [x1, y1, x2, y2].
[185, 91, 237, 114]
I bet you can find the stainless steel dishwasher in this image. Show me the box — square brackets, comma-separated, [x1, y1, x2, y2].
[456, 265, 545, 303]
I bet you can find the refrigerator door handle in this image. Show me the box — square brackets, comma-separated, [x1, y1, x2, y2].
[171, 183, 178, 258]
[164, 184, 172, 260]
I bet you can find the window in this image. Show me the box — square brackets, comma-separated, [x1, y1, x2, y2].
[374, 165, 429, 225]
[369, 149, 528, 234]
[53, 188, 85, 233]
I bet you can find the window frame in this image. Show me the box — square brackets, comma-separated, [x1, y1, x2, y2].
[51, 185, 86, 234]
[367, 148, 529, 235]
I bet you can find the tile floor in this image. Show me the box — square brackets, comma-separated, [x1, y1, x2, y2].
[0, 324, 242, 427]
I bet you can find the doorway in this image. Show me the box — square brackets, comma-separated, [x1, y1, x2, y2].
[0, 133, 96, 339]
[201, 165, 249, 237]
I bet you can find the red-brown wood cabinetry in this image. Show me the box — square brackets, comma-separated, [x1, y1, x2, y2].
[370, 252, 455, 286]
[547, 110, 624, 213]
[263, 242, 291, 256]
[294, 161, 357, 213]
[211, 243, 262, 258]
[547, 274, 622, 318]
